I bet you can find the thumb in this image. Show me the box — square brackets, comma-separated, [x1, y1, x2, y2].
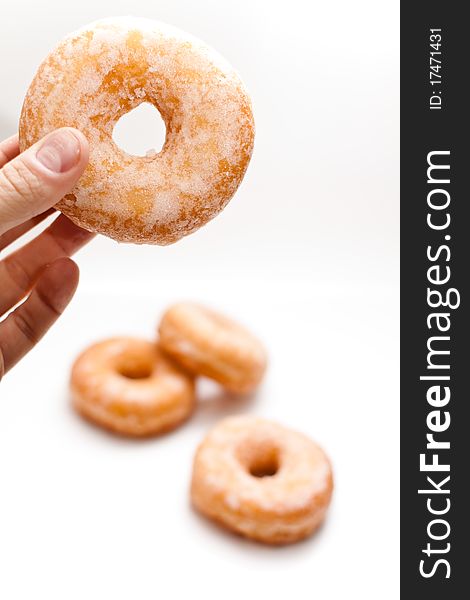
[0, 128, 88, 235]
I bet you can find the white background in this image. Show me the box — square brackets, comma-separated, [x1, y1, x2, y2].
[0, 1, 399, 598]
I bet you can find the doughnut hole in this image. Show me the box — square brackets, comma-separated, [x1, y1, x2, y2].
[237, 439, 281, 478]
[116, 353, 154, 380]
[112, 102, 166, 157]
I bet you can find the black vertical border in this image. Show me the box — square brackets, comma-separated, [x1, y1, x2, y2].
[401, 2, 468, 597]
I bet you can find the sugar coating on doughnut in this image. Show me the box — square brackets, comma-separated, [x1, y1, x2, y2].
[158, 302, 267, 393]
[71, 337, 195, 436]
[19, 17, 255, 244]
[191, 416, 334, 544]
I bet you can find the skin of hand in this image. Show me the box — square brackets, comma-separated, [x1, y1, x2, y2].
[0, 128, 92, 382]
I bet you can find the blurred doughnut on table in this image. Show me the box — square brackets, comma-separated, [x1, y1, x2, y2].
[158, 302, 267, 393]
[71, 337, 195, 436]
[191, 416, 334, 544]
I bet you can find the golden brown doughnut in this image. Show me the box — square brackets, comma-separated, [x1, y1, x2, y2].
[71, 337, 195, 436]
[191, 416, 333, 544]
[19, 17, 254, 244]
[158, 302, 267, 393]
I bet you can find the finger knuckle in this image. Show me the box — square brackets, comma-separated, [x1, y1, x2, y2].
[36, 286, 62, 319]
[12, 310, 40, 346]
[3, 255, 31, 295]
[0, 148, 9, 166]
[0, 160, 45, 208]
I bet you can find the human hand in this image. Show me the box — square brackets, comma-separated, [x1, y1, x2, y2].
[0, 128, 92, 381]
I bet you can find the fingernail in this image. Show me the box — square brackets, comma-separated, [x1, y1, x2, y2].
[36, 130, 81, 173]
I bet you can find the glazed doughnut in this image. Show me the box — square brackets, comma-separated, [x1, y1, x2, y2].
[19, 17, 254, 244]
[191, 416, 333, 544]
[71, 337, 195, 436]
[158, 302, 267, 393]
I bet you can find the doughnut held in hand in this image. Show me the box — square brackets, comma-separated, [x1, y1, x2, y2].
[158, 302, 267, 393]
[190, 416, 333, 544]
[71, 337, 195, 436]
[19, 17, 254, 244]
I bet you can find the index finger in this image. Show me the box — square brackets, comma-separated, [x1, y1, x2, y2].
[0, 135, 20, 169]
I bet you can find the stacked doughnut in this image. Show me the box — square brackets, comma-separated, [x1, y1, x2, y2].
[70, 302, 333, 544]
